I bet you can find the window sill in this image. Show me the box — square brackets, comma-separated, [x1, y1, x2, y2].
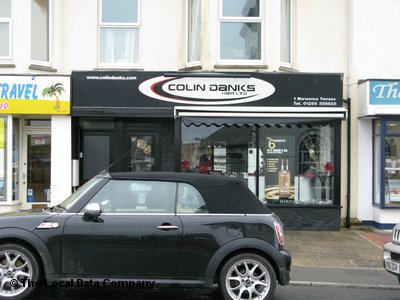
[94, 67, 145, 71]
[0, 64, 16, 68]
[179, 65, 202, 72]
[214, 64, 268, 70]
[0, 201, 21, 206]
[29, 64, 57, 72]
[279, 65, 299, 73]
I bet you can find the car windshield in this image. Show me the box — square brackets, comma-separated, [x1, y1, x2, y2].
[50, 177, 101, 212]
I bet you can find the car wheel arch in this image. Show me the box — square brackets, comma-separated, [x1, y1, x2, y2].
[205, 238, 283, 283]
[0, 228, 55, 275]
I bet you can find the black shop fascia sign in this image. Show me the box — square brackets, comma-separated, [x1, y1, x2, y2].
[71, 71, 343, 117]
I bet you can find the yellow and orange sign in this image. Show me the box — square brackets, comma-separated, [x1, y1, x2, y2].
[0, 76, 70, 115]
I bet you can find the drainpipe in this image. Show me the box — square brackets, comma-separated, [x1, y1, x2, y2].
[344, 0, 353, 228]
[343, 98, 351, 228]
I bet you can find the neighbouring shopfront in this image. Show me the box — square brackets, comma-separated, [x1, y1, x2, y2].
[72, 71, 346, 230]
[0, 75, 71, 212]
[358, 79, 400, 229]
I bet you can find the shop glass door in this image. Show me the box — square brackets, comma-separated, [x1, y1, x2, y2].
[22, 133, 51, 205]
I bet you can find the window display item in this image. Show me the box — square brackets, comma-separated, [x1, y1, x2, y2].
[278, 158, 290, 197]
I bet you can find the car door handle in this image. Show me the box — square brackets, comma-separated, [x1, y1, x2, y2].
[157, 225, 179, 231]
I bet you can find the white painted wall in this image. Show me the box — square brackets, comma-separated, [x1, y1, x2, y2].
[50, 115, 71, 205]
[351, 0, 400, 226]
[357, 118, 373, 221]
[351, 0, 400, 79]
[296, 0, 347, 73]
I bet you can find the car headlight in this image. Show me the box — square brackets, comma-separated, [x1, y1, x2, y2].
[393, 226, 400, 244]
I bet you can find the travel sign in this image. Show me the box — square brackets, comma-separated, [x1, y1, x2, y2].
[0, 76, 70, 114]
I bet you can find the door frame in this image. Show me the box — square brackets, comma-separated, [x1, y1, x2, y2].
[21, 129, 51, 209]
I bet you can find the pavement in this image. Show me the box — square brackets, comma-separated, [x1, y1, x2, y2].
[285, 226, 400, 290]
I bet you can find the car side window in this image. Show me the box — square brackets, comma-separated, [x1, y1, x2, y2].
[87, 180, 176, 213]
[176, 183, 208, 214]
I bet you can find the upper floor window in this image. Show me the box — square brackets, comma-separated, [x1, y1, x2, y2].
[186, 0, 201, 66]
[0, 0, 12, 59]
[219, 0, 262, 62]
[99, 0, 140, 67]
[31, 0, 50, 63]
[281, 0, 291, 65]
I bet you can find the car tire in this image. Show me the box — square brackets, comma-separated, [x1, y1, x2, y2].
[0, 244, 41, 300]
[219, 253, 276, 300]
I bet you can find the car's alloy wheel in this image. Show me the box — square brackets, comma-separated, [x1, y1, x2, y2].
[0, 244, 40, 300]
[219, 253, 276, 300]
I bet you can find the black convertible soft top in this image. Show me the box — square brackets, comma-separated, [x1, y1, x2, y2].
[103, 171, 272, 214]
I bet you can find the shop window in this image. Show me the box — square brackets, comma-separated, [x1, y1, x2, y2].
[181, 124, 255, 175]
[181, 122, 337, 206]
[261, 125, 334, 205]
[80, 119, 115, 130]
[99, 0, 140, 67]
[373, 120, 381, 205]
[0, 0, 12, 59]
[31, 0, 50, 63]
[374, 119, 400, 208]
[219, 0, 262, 62]
[24, 119, 51, 127]
[0, 117, 6, 201]
[186, 0, 201, 66]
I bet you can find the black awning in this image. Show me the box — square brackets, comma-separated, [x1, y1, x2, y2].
[182, 116, 339, 127]
[176, 105, 347, 127]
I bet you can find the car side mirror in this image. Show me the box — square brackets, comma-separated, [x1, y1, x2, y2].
[83, 203, 102, 219]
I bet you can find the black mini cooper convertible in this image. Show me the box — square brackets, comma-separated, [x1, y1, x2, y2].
[0, 172, 291, 300]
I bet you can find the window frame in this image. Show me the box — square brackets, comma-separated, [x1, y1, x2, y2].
[98, 0, 141, 68]
[374, 118, 400, 209]
[30, 0, 53, 66]
[280, 0, 292, 67]
[217, 0, 263, 65]
[0, 0, 12, 60]
[185, 0, 201, 67]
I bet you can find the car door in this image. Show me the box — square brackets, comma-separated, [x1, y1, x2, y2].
[175, 183, 226, 277]
[61, 179, 183, 277]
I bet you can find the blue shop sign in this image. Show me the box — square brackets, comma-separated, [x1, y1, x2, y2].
[370, 81, 400, 105]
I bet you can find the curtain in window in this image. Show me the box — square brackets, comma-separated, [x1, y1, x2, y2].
[31, 0, 49, 62]
[0, 23, 9, 57]
[100, 28, 139, 64]
[188, 0, 201, 63]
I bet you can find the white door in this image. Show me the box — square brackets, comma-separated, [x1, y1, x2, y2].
[21, 131, 51, 209]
